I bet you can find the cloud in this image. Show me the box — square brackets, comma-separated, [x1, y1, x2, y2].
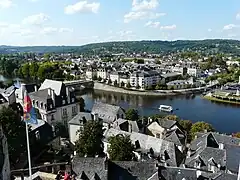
[144, 21, 160, 28]
[40, 27, 58, 35]
[64, 1, 100, 14]
[29, 0, 39, 2]
[208, 28, 212, 32]
[236, 13, 240, 20]
[124, 11, 165, 23]
[132, 0, 159, 11]
[160, 24, 177, 30]
[0, 0, 13, 8]
[22, 13, 50, 25]
[117, 30, 133, 37]
[223, 24, 239, 30]
[59, 28, 73, 33]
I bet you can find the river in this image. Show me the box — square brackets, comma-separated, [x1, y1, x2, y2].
[81, 89, 240, 134]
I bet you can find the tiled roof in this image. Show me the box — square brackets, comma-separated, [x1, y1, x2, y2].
[29, 89, 50, 103]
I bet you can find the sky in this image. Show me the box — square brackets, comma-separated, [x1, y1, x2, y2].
[0, 0, 240, 46]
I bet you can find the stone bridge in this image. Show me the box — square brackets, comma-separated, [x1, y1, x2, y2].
[63, 79, 94, 91]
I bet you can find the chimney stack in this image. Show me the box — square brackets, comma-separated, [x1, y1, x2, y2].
[129, 123, 133, 133]
[51, 89, 55, 107]
[34, 85, 38, 92]
[48, 88, 52, 96]
[66, 87, 70, 104]
[94, 113, 99, 121]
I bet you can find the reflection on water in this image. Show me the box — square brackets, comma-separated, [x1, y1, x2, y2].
[80, 89, 240, 134]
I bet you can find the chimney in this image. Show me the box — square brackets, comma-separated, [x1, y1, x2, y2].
[219, 143, 224, 149]
[21, 83, 26, 100]
[104, 156, 108, 171]
[52, 125, 55, 136]
[94, 113, 98, 121]
[48, 88, 52, 96]
[196, 170, 201, 178]
[66, 87, 70, 103]
[34, 85, 38, 92]
[187, 149, 192, 158]
[129, 123, 132, 133]
[51, 89, 55, 107]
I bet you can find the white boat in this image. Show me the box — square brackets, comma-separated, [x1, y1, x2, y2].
[159, 105, 173, 112]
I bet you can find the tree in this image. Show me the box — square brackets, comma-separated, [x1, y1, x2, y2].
[108, 79, 112, 85]
[21, 63, 30, 78]
[126, 108, 139, 121]
[77, 97, 85, 112]
[233, 132, 240, 138]
[75, 120, 104, 157]
[108, 135, 135, 161]
[120, 81, 125, 87]
[73, 63, 79, 70]
[113, 80, 118, 87]
[0, 106, 26, 165]
[29, 62, 39, 79]
[190, 121, 214, 139]
[98, 76, 102, 81]
[164, 115, 179, 121]
[179, 120, 193, 142]
[126, 82, 131, 88]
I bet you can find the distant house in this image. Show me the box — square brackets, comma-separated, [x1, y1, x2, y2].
[112, 118, 139, 133]
[68, 112, 98, 145]
[0, 85, 16, 105]
[104, 128, 184, 166]
[186, 132, 240, 174]
[29, 119, 54, 148]
[91, 102, 125, 128]
[29, 79, 79, 126]
[161, 72, 182, 84]
[146, 119, 186, 152]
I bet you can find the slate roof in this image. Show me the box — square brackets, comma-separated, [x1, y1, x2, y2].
[212, 173, 237, 180]
[39, 79, 63, 96]
[68, 112, 93, 125]
[196, 132, 240, 147]
[158, 166, 199, 180]
[108, 161, 158, 180]
[157, 119, 177, 129]
[104, 128, 181, 166]
[112, 118, 139, 133]
[224, 144, 240, 173]
[72, 157, 107, 180]
[185, 146, 226, 171]
[91, 102, 123, 124]
[164, 129, 186, 146]
[29, 89, 50, 103]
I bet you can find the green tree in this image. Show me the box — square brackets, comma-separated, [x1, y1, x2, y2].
[0, 106, 26, 165]
[233, 132, 240, 138]
[108, 135, 135, 161]
[126, 108, 139, 121]
[164, 115, 179, 121]
[29, 62, 39, 79]
[77, 97, 85, 112]
[75, 120, 104, 157]
[93, 75, 98, 80]
[126, 82, 131, 88]
[179, 120, 193, 142]
[21, 63, 30, 78]
[108, 79, 112, 85]
[190, 121, 214, 139]
[120, 81, 125, 87]
[98, 76, 102, 81]
[113, 80, 118, 87]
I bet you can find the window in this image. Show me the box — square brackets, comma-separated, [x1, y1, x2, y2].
[72, 98, 75, 103]
[36, 101, 39, 107]
[195, 161, 201, 168]
[156, 133, 161, 138]
[51, 114, 54, 121]
[50, 104, 53, 109]
[40, 102, 43, 109]
[72, 106, 77, 116]
[62, 100, 65, 105]
[35, 131, 40, 140]
[63, 108, 67, 117]
[44, 104, 47, 110]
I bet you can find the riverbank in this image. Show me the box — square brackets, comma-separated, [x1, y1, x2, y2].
[203, 95, 240, 105]
[94, 82, 208, 96]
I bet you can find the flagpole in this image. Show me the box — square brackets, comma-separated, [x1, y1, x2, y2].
[25, 121, 32, 179]
[237, 161, 240, 180]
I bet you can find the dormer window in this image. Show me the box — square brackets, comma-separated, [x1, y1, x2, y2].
[72, 98, 75, 103]
[50, 104, 53, 109]
[62, 100, 65, 105]
[36, 101, 39, 107]
[40, 102, 43, 109]
[44, 104, 47, 110]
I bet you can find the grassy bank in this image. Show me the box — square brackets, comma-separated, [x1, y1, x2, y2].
[203, 95, 240, 105]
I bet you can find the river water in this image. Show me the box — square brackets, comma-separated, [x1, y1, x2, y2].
[81, 89, 240, 134]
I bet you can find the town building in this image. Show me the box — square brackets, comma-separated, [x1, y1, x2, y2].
[29, 79, 79, 126]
